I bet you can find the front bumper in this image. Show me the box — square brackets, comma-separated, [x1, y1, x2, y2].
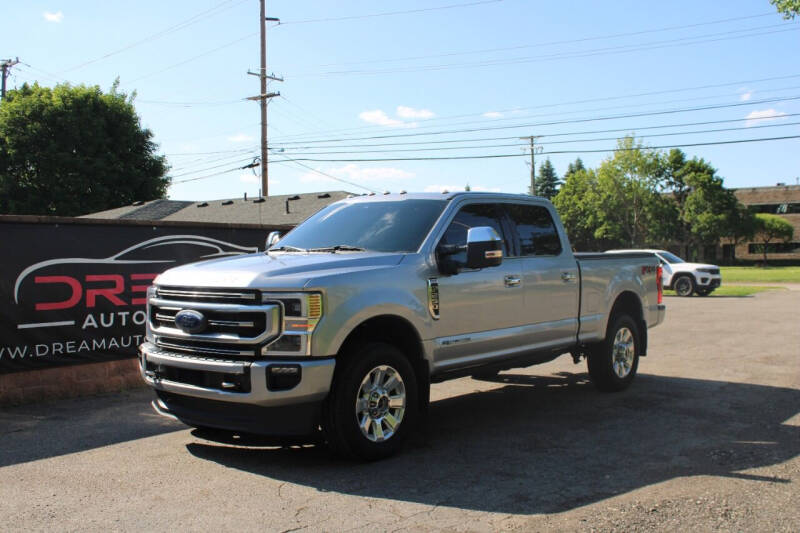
[139, 342, 335, 435]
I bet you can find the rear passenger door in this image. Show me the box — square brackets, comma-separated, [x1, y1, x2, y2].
[503, 203, 579, 351]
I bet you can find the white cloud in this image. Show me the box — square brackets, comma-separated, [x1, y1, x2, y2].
[358, 109, 407, 128]
[239, 173, 259, 184]
[482, 111, 503, 119]
[423, 184, 500, 193]
[396, 106, 435, 119]
[739, 89, 753, 102]
[745, 109, 788, 127]
[227, 133, 253, 143]
[43, 11, 64, 22]
[299, 164, 414, 184]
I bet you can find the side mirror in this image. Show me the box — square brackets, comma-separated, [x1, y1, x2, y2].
[465, 226, 503, 269]
[266, 231, 282, 249]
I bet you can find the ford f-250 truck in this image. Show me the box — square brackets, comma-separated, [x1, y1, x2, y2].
[139, 192, 665, 459]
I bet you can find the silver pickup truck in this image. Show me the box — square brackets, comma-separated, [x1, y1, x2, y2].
[140, 192, 665, 459]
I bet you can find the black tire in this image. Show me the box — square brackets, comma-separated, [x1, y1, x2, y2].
[587, 313, 640, 392]
[322, 342, 419, 461]
[673, 275, 695, 297]
[695, 288, 713, 296]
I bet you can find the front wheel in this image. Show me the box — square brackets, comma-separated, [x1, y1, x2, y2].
[587, 313, 640, 392]
[673, 275, 695, 297]
[695, 288, 713, 296]
[322, 342, 418, 460]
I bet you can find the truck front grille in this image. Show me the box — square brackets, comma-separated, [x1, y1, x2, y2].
[148, 286, 281, 357]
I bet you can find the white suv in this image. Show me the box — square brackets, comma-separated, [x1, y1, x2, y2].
[607, 249, 722, 297]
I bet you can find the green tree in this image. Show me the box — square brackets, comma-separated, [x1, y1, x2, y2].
[563, 157, 585, 179]
[532, 158, 561, 199]
[552, 167, 602, 250]
[593, 137, 672, 247]
[0, 81, 168, 216]
[752, 214, 794, 265]
[662, 148, 750, 256]
[770, 0, 800, 18]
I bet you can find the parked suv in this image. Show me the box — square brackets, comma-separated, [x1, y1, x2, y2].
[608, 249, 721, 296]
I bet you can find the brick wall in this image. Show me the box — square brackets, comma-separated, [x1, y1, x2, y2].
[0, 358, 144, 406]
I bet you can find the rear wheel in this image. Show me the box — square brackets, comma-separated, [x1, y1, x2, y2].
[322, 342, 418, 460]
[673, 275, 695, 297]
[587, 313, 640, 392]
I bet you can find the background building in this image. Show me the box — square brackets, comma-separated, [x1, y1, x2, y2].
[728, 184, 800, 263]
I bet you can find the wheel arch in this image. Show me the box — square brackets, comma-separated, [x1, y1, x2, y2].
[607, 290, 648, 356]
[336, 314, 430, 407]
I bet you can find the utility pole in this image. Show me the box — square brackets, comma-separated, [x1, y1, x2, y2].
[1, 58, 20, 101]
[246, 1, 281, 197]
[520, 135, 543, 196]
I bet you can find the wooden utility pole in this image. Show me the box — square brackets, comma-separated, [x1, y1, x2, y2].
[247, 1, 281, 197]
[520, 135, 543, 196]
[1, 58, 20, 101]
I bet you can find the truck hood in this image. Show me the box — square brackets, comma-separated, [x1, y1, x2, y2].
[155, 251, 406, 289]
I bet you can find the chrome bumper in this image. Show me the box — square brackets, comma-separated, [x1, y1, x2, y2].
[138, 342, 335, 407]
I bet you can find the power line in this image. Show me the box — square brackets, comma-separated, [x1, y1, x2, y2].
[125, 32, 258, 84]
[268, 135, 800, 162]
[291, 23, 800, 77]
[269, 74, 800, 144]
[61, 0, 246, 73]
[271, 85, 800, 148]
[309, 12, 776, 68]
[278, 0, 502, 25]
[269, 151, 380, 193]
[169, 156, 257, 178]
[270, 94, 800, 144]
[275, 120, 800, 156]
[272, 113, 800, 150]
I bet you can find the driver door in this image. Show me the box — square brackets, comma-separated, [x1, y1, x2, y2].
[431, 202, 526, 371]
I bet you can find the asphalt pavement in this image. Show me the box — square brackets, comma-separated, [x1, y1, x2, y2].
[1, 287, 798, 532]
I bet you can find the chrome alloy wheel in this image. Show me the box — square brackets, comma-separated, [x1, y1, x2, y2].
[355, 365, 406, 443]
[611, 327, 636, 379]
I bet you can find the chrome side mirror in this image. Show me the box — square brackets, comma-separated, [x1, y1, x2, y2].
[465, 226, 503, 269]
[266, 231, 282, 249]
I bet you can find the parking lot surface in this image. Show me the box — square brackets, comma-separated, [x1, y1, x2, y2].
[1, 288, 799, 532]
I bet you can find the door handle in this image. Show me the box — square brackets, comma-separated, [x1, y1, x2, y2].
[504, 275, 521, 287]
[561, 272, 576, 282]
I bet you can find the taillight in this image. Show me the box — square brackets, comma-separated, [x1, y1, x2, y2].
[656, 265, 663, 304]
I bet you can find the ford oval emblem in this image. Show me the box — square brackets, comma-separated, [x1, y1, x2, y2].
[174, 309, 207, 334]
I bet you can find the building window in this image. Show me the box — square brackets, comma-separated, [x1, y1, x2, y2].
[748, 242, 800, 254]
[748, 203, 800, 214]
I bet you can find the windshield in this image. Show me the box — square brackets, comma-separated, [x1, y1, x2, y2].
[658, 251, 685, 264]
[273, 199, 448, 253]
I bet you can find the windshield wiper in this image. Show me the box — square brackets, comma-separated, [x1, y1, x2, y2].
[307, 244, 367, 253]
[268, 245, 307, 253]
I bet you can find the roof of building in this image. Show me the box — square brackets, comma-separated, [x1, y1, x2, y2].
[732, 184, 800, 204]
[81, 191, 352, 226]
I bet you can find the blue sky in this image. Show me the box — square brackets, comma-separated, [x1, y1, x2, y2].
[5, 0, 800, 200]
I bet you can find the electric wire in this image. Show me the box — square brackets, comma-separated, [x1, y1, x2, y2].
[61, 0, 247, 73]
[271, 135, 800, 162]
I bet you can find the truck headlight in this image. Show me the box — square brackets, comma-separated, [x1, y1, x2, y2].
[261, 292, 322, 356]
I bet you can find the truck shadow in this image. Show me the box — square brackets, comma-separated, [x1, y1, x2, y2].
[186, 373, 800, 514]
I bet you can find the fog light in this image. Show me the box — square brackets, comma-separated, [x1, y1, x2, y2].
[267, 365, 301, 391]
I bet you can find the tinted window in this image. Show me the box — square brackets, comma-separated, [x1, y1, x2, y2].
[438, 203, 510, 264]
[658, 252, 684, 264]
[277, 199, 447, 253]
[505, 204, 562, 256]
